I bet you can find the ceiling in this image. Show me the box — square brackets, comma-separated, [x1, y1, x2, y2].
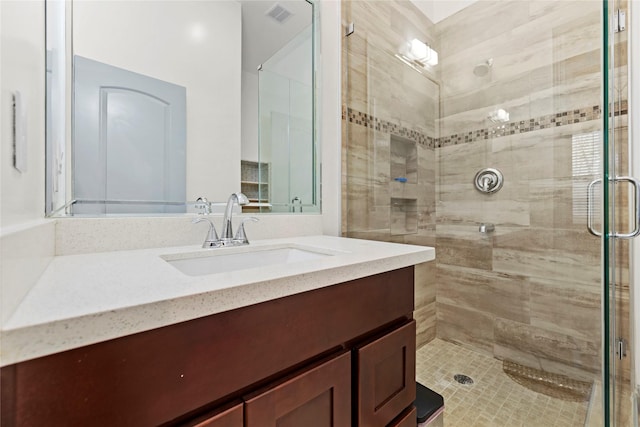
[408, 0, 479, 24]
[238, 0, 312, 74]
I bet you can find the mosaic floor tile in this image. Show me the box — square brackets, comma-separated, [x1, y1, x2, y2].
[416, 339, 589, 426]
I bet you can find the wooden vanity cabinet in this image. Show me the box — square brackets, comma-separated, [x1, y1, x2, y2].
[0, 267, 416, 427]
[357, 320, 416, 426]
[388, 407, 418, 427]
[181, 401, 244, 427]
[244, 351, 352, 427]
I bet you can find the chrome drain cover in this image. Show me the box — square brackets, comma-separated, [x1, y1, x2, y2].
[454, 374, 474, 385]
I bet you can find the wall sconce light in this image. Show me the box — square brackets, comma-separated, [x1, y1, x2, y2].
[405, 38, 438, 67]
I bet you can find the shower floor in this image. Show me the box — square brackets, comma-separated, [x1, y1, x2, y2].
[416, 339, 590, 426]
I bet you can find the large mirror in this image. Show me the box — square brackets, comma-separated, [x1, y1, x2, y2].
[45, 0, 319, 216]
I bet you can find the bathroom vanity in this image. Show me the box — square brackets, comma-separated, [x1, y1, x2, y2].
[0, 236, 434, 426]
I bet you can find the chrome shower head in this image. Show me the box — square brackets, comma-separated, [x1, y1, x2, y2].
[473, 58, 493, 77]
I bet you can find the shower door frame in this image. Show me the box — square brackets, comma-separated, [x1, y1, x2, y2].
[604, 0, 636, 424]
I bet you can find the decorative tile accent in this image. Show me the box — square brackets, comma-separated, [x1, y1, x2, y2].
[437, 106, 602, 148]
[343, 102, 628, 150]
[343, 106, 437, 148]
[502, 360, 592, 402]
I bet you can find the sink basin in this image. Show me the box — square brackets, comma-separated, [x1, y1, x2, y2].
[162, 245, 334, 276]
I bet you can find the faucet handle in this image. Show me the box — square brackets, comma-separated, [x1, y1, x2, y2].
[195, 197, 212, 215]
[234, 217, 259, 244]
[192, 217, 220, 248]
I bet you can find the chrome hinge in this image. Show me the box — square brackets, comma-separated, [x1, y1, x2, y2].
[616, 337, 628, 360]
[345, 22, 354, 37]
[615, 9, 626, 33]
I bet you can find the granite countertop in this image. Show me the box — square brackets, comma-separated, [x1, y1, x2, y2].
[1, 235, 435, 366]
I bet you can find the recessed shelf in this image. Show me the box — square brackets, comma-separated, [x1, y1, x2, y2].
[390, 198, 418, 235]
[390, 135, 417, 185]
[241, 161, 269, 203]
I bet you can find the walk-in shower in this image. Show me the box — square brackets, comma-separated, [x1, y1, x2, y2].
[342, 0, 633, 425]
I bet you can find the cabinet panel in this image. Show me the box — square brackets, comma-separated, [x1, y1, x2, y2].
[181, 401, 243, 427]
[244, 351, 351, 427]
[357, 320, 416, 427]
[388, 407, 417, 427]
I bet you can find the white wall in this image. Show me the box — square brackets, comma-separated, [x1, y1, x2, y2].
[241, 26, 312, 164]
[319, 0, 341, 235]
[0, 0, 46, 227]
[0, 0, 56, 327]
[241, 70, 259, 162]
[265, 26, 313, 85]
[73, 1, 242, 202]
[408, 0, 479, 24]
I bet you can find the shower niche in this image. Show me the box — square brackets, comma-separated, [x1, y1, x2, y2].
[390, 135, 417, 184]
[390, 136, 418, 235]
[391, 198, 418, 235]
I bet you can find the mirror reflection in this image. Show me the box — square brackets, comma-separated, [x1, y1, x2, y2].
[46, 0, 319, 216]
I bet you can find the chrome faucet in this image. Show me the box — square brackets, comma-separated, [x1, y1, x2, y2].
[192, 217, 221, 248]
[192, 192, 257, 248]
[195, 197, 212, 215]
[221, 192, 250, 242]
[234, 217, 259, 244]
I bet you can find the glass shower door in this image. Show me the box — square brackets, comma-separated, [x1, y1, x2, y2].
[603, 0, 634, 424]
[342, 0, 634, 425]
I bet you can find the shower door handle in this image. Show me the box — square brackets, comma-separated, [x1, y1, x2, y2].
[587, 177, 640, 238]
[587, 178, 602, 237]
[612, 176, 640, 239]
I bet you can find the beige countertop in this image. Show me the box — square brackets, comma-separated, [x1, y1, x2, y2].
[1, 235, 434, 366]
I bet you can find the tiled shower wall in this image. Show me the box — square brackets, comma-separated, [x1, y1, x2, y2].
[436, 0, 631, 383]
[343, 0, 631, 383]
[342, 0, 439, 348]
[435, 1, 605, 381]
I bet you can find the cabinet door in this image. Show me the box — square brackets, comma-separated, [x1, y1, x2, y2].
[181, 401, 243, 427]
[388, 407, 417, 427]
[244, 351, 351, 427]
[357, 320, 416, 427]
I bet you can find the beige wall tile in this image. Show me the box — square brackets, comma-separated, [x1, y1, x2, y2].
[436, 302, 495, 354]
[437, 264, 530, 324]
[415, 303, 436, 349]
[529, 277, 601, 342]
[436, 235, 493, 270]
[494, 318, 600, 374]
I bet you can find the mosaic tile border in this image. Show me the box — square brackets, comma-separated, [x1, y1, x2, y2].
[438, 105, 601, 148]
[343, 106, 437, 148]
[343, 101, 628, 149]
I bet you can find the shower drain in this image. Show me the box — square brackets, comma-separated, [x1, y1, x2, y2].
[454, 374, 474, 385]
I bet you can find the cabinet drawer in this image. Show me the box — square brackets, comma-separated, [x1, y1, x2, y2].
[357, 320, 416, 427]
[244, 351, 351, 427]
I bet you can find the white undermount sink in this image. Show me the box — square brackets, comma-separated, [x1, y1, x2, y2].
[161, 245, 336, 276]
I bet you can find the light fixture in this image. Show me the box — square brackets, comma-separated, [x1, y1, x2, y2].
[408, 39, 428, 61]
[488, 108, 510, 123]
[404, 39, 438, 67]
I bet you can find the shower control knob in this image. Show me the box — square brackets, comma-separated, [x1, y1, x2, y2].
[474, 168, 503, 194]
